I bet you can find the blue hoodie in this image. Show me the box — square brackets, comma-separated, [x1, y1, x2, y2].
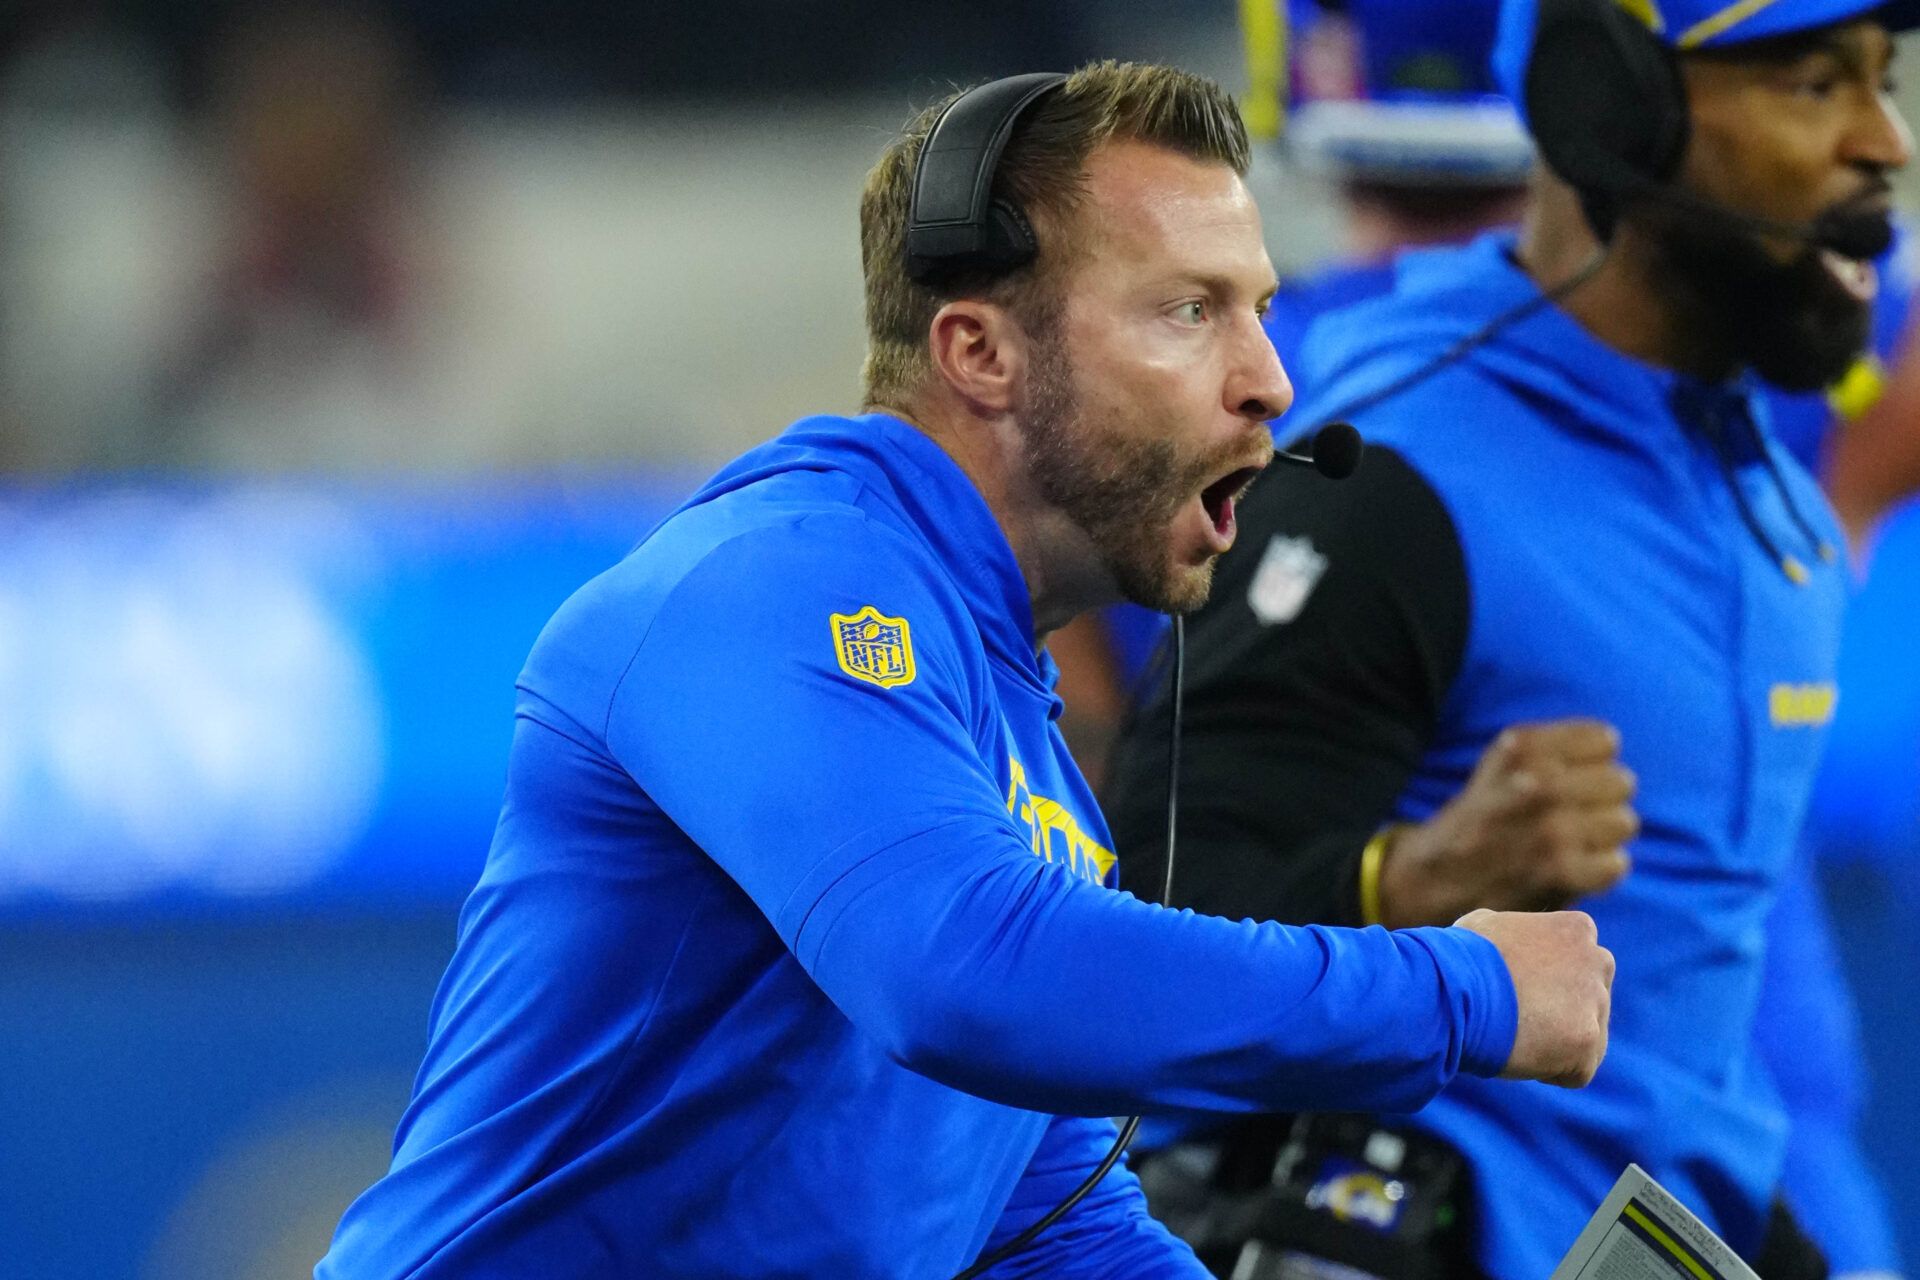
[315, 411, 1519, 1280]
[1291, 233, 1849, 1279]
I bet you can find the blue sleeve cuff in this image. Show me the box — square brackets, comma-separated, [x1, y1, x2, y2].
[1402, 924, 1519, 1079]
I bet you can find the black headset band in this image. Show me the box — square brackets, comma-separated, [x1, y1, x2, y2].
[905, 72, 1067, 285]
[1526, 0, 1689, 211]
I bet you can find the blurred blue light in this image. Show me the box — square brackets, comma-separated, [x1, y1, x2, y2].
[0, 474, 688, 914]
[0, 471, 1913, 914]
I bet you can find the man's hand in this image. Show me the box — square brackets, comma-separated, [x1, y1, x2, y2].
[1456, 908, 1612, 1087]
[1377, 719, 1637, 928]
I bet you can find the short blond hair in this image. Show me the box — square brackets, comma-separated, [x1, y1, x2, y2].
[858, 61, 1251, 409]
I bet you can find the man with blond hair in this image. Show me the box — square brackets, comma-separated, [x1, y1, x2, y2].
[315, 62, 1612, 1280]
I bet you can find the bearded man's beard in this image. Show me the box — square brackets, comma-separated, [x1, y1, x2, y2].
[1643, 203, 1876, 393]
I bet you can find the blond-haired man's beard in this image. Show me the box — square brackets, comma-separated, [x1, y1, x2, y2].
[1019, 331, 1243, 615]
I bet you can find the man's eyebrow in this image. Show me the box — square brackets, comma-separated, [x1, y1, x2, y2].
[1161, 270, 1279, 299]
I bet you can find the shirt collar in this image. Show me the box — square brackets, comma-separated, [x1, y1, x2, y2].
[854, 413, 1057, 697]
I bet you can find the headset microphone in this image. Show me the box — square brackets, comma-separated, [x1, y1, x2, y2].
[1277, 420, 1365, 478]
[1646, 181, 1895, 261]
[1545, 133, 1897, 261]
[1803, 207, 1897, 262]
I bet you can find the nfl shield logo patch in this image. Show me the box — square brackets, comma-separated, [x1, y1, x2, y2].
[1247, 534, 1327, 625]
[831, 606, 917, 689]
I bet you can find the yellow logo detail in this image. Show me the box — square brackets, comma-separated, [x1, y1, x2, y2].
[1006, 756, 1117, 884]
[1769, 682, 1837, 728]
[831, 606, 915, 689]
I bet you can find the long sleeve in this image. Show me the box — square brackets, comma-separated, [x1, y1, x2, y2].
[605, 517, 1516, 1119]
[1106, 445, 1471, 927]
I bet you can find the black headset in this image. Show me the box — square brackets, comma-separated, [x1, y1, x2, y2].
[903, 72, 1363, 477]
[1525, 0, 1691, 237]
[1523, 0, 1890, 259]
[1307, 0, 1897, 438]
[905, 72, 1068, 285]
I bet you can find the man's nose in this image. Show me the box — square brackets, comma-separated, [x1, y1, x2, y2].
[1229, 322, 1293, 423]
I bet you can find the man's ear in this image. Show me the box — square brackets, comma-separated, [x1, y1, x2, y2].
[927, 299, 1026, 415]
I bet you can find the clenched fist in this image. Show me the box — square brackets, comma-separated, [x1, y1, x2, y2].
[1376, 719, 1637, 928]
[1456, 907, 1613, 1087]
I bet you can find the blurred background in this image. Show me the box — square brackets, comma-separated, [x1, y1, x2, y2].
[0, 3, 1915, 1277]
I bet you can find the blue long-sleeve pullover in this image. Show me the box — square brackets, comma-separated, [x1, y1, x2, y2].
[315, 411, 1518, 1279]
[1285, 233, 1850, 1279]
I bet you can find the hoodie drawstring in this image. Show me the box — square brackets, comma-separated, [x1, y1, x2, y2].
[1744, 413, 1840, 571]
[1701, 401, 1834, 586]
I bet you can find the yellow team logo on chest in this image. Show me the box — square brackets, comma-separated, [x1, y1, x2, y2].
[831, 606, 916, 689]
[1006, 756, 1117, 884]
[1770, 682, 1837, 728]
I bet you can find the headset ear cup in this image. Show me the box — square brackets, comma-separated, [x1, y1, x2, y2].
[985, 200, 1040, 274]
[1526, 0, 1689, 235]
[904, 73, 1065, 285]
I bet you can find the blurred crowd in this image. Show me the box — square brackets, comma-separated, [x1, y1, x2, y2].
[0, 1, 1241, 472]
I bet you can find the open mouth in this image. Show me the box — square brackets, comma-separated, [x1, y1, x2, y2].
[1819, 248, 1878, 304]
[1200, 465, 1264, 537]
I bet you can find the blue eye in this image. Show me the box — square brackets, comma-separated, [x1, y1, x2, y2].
[1174, 301, 1207, 324]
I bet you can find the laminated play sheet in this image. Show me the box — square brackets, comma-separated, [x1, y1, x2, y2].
[1550, 1164, 1760, 1280]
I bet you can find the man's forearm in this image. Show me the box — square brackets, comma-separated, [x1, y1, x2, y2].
[802, 827, 1520, 1118]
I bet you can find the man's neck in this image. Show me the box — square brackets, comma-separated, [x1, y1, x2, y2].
[875, 397, 1112, 646]
[1515, 177, 1741, 383]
